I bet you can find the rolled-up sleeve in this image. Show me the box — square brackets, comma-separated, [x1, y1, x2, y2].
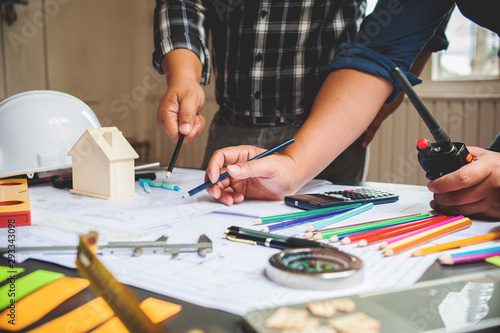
[153, 0, 211, 85]
[329, 0, 455, 103]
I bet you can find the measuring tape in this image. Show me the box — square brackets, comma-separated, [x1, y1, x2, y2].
[266, 247, 364, 290]
[75, 232, 163, 333]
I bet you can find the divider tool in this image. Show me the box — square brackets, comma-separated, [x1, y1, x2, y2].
[0, 234, 213, 257]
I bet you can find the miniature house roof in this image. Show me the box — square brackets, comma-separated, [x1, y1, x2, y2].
[68, 127, 139, 161]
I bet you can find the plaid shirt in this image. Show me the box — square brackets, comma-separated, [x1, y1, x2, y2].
[153, 0, 365, 119]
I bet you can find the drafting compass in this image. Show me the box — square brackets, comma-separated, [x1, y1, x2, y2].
[224, 226, 363, 290]
[266, 247, 364, 290]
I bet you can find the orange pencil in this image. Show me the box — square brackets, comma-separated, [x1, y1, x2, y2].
[355, 216, 450, 247]
[412, 231, 500, 256]
[383, 218, 472, 256]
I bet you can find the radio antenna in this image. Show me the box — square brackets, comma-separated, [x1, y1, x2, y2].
[391, 67, 454, 153]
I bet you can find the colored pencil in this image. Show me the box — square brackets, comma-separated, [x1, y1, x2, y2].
[306, 203, 374, 232]
[383, 218, 472, 256]
[380, 215, 464, 249]
[261, 206, 358, 233]
[166, 134, 184, 178]
[442, 241, 500, 257]
[311, 213, 430, 240]
[304, 213, 425, 239]
[254, 203, 362, 224]
[332, 215, 441, 243]
[412, 231, 500, 256]
[448, 245, 500, 258]
[343, 215, 449, 245]
[182, 138, 294, 198]
[355, 216, 450, 246]
[440, 250, 500, 265]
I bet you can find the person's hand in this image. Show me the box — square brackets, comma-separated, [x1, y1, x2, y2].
[156, 78, 206, 143]
[205, 146, 301, 206]
[427, 146, 500, 220]
[157, 49, 205, 143]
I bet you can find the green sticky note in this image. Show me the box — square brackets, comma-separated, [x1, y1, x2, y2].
[0, 269, 64, 310]
[485, 256, 500, 267]
[0, 266, 25, 283]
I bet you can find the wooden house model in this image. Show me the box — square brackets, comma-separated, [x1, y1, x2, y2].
[68, 127, 139, 199]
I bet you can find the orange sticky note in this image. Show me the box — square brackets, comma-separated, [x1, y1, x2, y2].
[91, 317, 129, 333]
[0, 277, 89, 331]
[27, 297, 113, 333]
[139, 297, 182, 324]
[26, 296, 181, 332]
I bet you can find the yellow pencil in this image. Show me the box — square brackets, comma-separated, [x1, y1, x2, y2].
[412, 231, 500, 256]
[383, 218, 472, 256]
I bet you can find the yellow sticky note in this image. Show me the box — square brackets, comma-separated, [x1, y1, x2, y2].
[486, 256, 500, 267]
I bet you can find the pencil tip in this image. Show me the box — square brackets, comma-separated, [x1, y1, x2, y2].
[438, 254, 453, 265]
[253, 218, 262, 224]
[384, 249, 394, 256]
[166, 171, 171, 178]
[329, 235, 339, 243]
[341, 237, 350, 244]
[304, 232, 313, 239]
[182, 193, 190, 198]
[313, 234, 323, 240]
[412, 250, 421, 257]
[358, 239, 367, 247]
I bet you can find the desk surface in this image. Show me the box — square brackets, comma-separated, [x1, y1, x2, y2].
[1, 177, 499, 332]
[1, 258, 498, 333]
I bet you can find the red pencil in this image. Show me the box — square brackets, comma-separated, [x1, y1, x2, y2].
[341, 215, 448, 244]
[303, 213, 425, 238]
[355, 216, 451, 247]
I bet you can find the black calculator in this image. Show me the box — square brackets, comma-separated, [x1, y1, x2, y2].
[284, 188, 399, 210]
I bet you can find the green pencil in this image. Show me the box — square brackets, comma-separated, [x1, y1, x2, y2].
[311, 213, 431, 240]
[253, 203, 362, 224]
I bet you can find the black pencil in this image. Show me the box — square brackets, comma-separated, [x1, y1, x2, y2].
[166, 133, 185, 178]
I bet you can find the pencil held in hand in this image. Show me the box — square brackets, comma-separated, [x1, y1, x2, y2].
[167, 134, 185, 178]
[182, 138, 295, 198]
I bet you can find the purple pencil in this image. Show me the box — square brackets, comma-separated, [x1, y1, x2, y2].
[260, 206, 358, 232]
[440, 251, 500, 265]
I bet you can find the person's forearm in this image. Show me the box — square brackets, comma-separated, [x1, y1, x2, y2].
[161, 49, 203, 85]
[284, 69, 394, 188]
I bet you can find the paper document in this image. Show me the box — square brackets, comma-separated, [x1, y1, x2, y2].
[2, 169, 499, 316]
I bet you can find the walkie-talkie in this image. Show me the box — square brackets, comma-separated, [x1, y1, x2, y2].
[391, 67, 472, 180]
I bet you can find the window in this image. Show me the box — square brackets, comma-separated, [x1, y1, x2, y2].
[432, 8, 499, 81]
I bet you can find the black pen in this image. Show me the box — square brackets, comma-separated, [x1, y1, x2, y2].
[224, 226, 334, 250]
[225, 231, 293, 250]
[166, 133, 185, 178]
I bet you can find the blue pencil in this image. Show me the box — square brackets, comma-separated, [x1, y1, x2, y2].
[449, 245, 500, 258]
[182, 138, 295, 198]
[260, 206, 359, 233]
[306, 203, 374, 232]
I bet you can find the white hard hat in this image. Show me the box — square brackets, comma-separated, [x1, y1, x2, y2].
[0, 90, 101, 178]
